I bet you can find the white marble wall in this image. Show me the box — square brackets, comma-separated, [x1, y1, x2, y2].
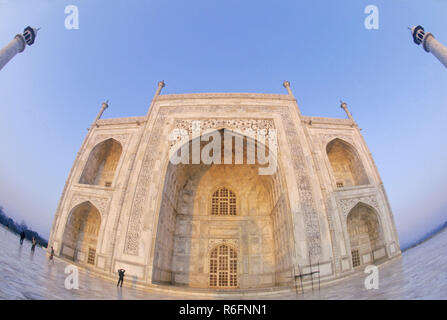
[49, 93, 401, 291]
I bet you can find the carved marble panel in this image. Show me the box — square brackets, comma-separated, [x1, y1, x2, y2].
[337, 195, 380, 217]
[92, 133, 130, 147]
[69, 193, 110, 216]
[320, 134, 354, 148]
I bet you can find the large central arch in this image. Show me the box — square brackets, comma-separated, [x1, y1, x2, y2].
[151, 129, 294, 289]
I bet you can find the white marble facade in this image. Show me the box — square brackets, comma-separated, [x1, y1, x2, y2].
[48, 83, 401, 292]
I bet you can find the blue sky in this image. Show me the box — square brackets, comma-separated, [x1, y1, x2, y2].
[0, 0, 446, 247]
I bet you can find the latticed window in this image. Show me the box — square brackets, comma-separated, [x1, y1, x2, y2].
[351, 249, 360, 267]
[87, 248, 96, 265]
[209, 244, 237, 288]
[211, 187, 236, 215]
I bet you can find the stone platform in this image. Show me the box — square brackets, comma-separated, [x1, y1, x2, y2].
[1, 225, 446, 299]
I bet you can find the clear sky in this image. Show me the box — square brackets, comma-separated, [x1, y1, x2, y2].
[0, 0, 446, 247]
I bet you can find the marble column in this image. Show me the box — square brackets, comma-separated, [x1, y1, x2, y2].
[0, 26, 38, 71]
[411, 25, 447, 68]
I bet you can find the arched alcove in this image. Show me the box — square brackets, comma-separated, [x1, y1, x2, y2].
[61, 201, 101, 264]
[326, 139, 369, 188]
[151, 129, 294, 289]
[347, 203, 384, 268]
[79, 138, 122, 187]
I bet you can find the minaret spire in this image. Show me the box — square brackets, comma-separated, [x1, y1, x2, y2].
[410, 25, 447, 68]
[0, 26, 39, 71]
[283, 80, 303, 116]
[93, 100, 109, 126]
[283, 80, 295, 99]
[145, 81, 166, 117]
[340, 100, 355, 123]
[155, 80, 165, 96]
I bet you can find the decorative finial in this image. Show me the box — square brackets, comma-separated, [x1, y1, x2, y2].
[155, 80, 166, 96]
[283, 80, 295, 98]
[93, 100, 109, 126]
[339, 100, 354, 122]
[102, 100, 109, 109]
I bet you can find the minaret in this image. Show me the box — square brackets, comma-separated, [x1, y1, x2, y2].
[146, 80, 165, 117]
[93, 101, 109, 127]
[283, 80, 295, 99]
[0, 26, 39, 71]
[410, 25, 447, 68]
[340, 100, 355, 123]
[283, 80, 302, 117]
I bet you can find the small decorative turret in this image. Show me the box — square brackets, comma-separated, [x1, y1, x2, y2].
[283, 80, 295, 98]
[340, 100, 355, 123]
[156, 80, 165, 96]
[90, 101, 109, 129]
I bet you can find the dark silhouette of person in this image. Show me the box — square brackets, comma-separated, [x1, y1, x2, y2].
[20, 231, 25, 245]
[49, 246, 55, 260]
[31, 237, 37, 252]
[117, 269, 125, 287]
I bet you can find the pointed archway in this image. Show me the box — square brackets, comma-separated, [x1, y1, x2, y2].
[79, 138, 122, 187]
[326, 138, 369, 188]
[61, 201, 101, 265]
[347, 203, 385, 268]
[151, 129, 294, 289]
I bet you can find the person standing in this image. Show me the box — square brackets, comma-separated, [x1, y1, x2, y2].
[117, 269, 125, 287]
[31, 237, 36, 252]
[20, 231, 25, 245]
[49, 246, 55, 261]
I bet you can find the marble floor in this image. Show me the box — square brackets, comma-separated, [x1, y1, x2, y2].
[0, 225, 446, 300]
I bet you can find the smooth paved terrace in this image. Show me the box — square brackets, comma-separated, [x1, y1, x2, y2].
[1, 225, 446, 299]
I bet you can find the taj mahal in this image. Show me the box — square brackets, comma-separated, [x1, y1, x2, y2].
[47, 81, 401, 291]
